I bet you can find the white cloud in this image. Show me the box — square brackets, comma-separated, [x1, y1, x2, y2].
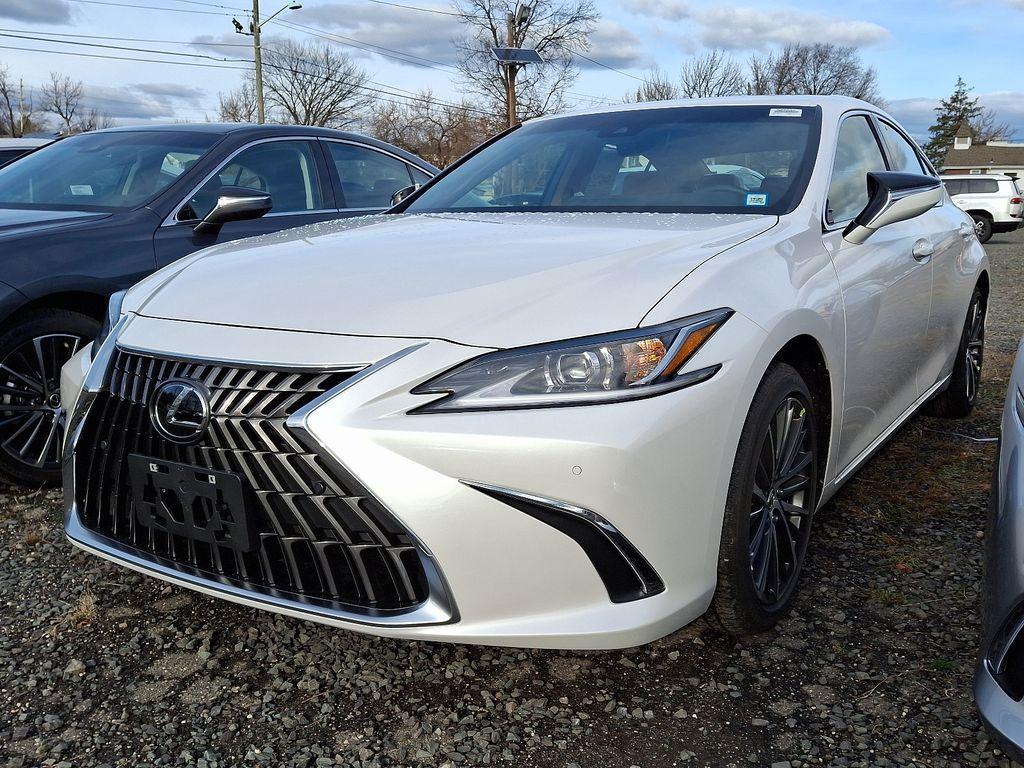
[617, 2, 890, 51]
[0, 0, 72, 24]
[296, 2, 464, 67]
[583, 20, 649, 69]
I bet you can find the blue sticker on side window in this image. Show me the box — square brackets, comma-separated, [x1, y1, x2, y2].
[745, 193, 768, 207]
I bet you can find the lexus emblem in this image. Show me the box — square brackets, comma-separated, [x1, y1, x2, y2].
[150, 379, 211, 444]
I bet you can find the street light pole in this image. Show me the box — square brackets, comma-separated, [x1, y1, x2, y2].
[252, 0, 265, 124]
[234, 2, 300, 124]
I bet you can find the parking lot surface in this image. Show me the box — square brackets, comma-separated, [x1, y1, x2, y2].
[2, 230, 1024, 768]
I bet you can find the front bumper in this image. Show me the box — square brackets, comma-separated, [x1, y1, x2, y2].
[62, 313, 766, 648]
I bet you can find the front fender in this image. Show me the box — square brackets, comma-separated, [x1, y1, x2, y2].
[642, 212, 846, 489]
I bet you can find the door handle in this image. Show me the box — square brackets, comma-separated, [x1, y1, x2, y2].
[912, 239, 934, 262]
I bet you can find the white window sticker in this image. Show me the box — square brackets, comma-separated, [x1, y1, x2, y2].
[746, 193, 769, 207]
[69, 185, 94, 196]
[769, 108, 803, 118]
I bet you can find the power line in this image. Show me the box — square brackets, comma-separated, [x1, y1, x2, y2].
[64, 0, 235, 16]
[0, 28, 254, 48]
[572, 51, 646, 83]
[0, 38, 497, 117]
[360, 0, 462, 16]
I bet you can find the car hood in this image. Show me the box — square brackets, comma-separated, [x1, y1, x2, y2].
[135, 212, 776, 348]
[0, 206, 112, 237]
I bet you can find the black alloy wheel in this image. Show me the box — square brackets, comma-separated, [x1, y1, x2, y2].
[965, 293, 984, 405]
[0, 334, 83, 475]
[748, 394, 816, 608]
[927, 286, 985, 419]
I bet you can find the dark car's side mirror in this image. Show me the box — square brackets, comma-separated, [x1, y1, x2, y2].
[194, 186, 273, 235]
[843, 172, 943, 245]
[390, 183, 421, 207]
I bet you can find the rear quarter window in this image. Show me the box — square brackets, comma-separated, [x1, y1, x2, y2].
[969, 179, 999, 194]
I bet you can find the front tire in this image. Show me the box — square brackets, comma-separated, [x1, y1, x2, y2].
[927, 287, 985, 419]
[0, 309, 98, 487]
[712, 363, 820, 635]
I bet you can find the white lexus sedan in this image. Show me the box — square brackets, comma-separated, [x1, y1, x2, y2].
[60, 96, 988, 649]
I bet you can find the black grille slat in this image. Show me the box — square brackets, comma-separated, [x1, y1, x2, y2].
[75, 349, 430, 612]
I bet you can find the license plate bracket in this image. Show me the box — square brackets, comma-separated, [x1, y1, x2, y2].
[128, 454, 257, 553]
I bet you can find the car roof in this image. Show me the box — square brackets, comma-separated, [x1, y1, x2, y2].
[0, 137, 52, 147]
[75, 122, 439, 171]
[942, 173, 1015, 180]
[529, 94, 888, 124]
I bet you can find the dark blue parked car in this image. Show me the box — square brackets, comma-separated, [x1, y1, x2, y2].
[0, 123, 437, 485]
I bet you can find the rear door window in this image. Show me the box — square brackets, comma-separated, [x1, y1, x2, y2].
[877, 122, 927, 174]
[968, 179, 999, 194]
[326, 142, 415, 209]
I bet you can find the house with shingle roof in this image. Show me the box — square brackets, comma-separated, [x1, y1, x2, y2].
[941, 122, 1024, 178]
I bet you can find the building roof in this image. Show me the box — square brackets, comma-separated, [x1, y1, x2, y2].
[943, 141, 1024, 168]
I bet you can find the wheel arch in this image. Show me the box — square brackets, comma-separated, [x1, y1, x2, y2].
[765, 334, 834, 499]
[1, 290, 109, 329]
[966, 209, 994, 221]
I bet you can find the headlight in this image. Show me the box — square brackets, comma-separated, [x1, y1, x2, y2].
[412, 308, 732, 412]
[94, 289, 127, 350]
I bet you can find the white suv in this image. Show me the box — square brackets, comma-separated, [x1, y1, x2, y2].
[942, 174, 1023, 243]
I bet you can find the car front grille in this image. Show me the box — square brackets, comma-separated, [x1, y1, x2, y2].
[74, 349, 430, 613]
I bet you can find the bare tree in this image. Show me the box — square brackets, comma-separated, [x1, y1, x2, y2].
[77, 108, 115, 132]
[217, 77, 259, 123]
[747, 44, 882, 105]
[42, 72, 83, 134]
[260, 39, 372, 128]
[369, 90, 499, 168]
[972, 107, 1015, 142]
[678, 49, 745, 98]
[454, 0, 598, 122]
[625, 67, 680, 102]
[0, 65, 17, 136]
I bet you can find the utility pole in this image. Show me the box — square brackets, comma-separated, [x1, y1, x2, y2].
[505, 11, 517, 129]
[491, 4, 540, 129]
[232, 2, 301, 124]
[252, 0, 265, 124]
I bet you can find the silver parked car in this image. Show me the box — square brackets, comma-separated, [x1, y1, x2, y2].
[978, 335, 1024, 761]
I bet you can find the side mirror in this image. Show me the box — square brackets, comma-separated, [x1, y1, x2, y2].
[843, 172, 943, 245]
[194, 186, 273, 235]
[390, 183, 421, 207]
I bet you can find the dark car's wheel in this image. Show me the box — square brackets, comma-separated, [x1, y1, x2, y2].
[712, 363, 820, 635]
[0, 310, 98, 487]
[972, 214, 993, 244]
[927, 286, 985, 419]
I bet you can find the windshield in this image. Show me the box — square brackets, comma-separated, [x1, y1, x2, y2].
[0, 131, 221, 211]
[407, 105, 821, 215]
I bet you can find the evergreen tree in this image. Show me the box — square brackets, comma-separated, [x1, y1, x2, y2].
[924, 77, 982, 167]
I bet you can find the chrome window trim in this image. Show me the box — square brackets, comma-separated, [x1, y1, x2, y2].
[319, 137, 435, 212]
[161, 135, 328, 227]
[63, 333, 458, 628]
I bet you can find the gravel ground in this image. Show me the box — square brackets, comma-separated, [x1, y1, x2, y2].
[3, 230, 1024, 768]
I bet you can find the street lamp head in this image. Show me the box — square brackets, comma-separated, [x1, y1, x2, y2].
[288, 3, 302, 8]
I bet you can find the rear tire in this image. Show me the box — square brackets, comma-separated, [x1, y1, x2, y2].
[712, 363, 820, 635]
[927, 287, 985, 419]
[972, 214, 993, 244]
[0, 309, 98, 487]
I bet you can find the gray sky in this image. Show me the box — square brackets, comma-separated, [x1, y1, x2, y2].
[1, 0, 1022, 141]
